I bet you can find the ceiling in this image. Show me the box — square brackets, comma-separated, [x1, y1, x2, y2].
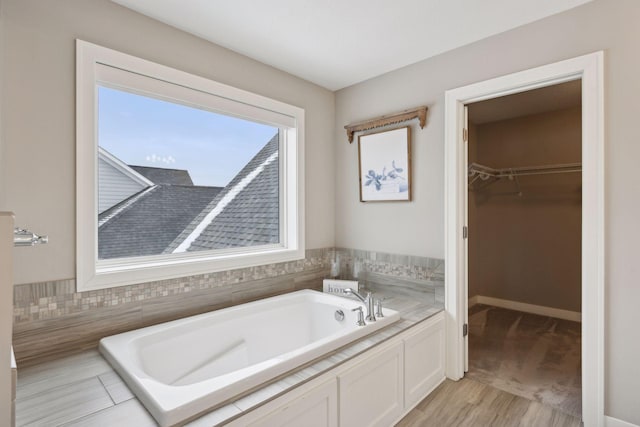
[468, 79, 582, 124]
[111, 0, 593, 91]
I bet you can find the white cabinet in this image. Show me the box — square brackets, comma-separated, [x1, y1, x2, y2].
[338, 341, 404, 427]
[231, 311, 445, 427]
[403, 313, 445, 409]
[229, 378, 337, 427]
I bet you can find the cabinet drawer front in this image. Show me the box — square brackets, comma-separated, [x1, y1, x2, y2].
[339, 341, 404, 427]
[404, 314, 445, 409]
[232, 379, 338, 427]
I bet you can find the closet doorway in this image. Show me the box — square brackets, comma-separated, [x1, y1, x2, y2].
[466, 80, 582, 417]
[443, 52, 605, 426]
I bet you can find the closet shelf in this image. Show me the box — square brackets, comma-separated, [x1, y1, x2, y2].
[468, 161, 582, 191]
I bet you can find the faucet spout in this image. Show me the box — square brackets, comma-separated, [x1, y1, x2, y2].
[344, 288, 376, 322]
[344, 288, 366, 303]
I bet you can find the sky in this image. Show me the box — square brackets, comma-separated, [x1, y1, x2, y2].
[98, 86, 278, 187]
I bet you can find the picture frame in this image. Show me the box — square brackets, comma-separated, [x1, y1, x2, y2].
[358, 126, 411, 202]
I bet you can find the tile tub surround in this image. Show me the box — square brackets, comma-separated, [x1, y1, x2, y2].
[333, 247, 445, 304]
[13, 248, 332, 366]
[14, 287, 443, 426]
[12, 247, 444, 366]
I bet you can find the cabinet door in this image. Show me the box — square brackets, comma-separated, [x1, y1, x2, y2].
[403, 313, 445, 409]
[234, 378, 337, 427]
[338, 341, 404, 427]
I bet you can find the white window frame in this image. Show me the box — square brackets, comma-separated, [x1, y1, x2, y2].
[76, 40, 305, 291]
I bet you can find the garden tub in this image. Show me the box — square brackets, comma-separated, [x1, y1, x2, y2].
[99, 289, 400, 426]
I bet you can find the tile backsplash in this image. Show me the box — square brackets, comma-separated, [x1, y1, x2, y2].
[333, 247, 444, 283]
[332, 247, 444, 305]
[13, 248, 332, 323]
[13, 247, 443, 366]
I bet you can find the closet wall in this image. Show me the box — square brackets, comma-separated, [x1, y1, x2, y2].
[468, 106, 582, 313]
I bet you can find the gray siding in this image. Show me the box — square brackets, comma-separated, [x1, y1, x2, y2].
[98, 157, 146, 214]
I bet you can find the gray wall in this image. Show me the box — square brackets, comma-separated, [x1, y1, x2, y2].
[468, 107, 582, 313]
[335, 0, 640, 423]
[1, 0, 336, 285]
[0, 6, 11, 423]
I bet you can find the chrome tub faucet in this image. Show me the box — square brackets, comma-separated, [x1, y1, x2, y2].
[344, 288, 376, 322]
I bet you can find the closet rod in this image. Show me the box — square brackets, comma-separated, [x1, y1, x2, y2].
[468, 162, 581, 179]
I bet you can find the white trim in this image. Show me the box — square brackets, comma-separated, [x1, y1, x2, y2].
[76, 40, 305, 291]
[606, 416, 640, 427]
[98, 146, 154, 188]
[444, 52, 605, 427]
[469, 295, 582, 323]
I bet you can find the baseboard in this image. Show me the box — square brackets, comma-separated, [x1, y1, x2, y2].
[468, 295, 479, 307]
[606, 416, 640, 427]
[470, 295, 581, 323]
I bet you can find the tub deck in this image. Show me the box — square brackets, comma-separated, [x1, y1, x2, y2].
[15, 286, 443, 427]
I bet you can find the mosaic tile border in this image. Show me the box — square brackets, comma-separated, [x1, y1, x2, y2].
[13, 248, 332, 323]
[12, 247, 444, 366]
[333, 247, 444, 285]
[13, 247, 444, 324]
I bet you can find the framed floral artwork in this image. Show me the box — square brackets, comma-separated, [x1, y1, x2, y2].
[358, 126, 411, 202]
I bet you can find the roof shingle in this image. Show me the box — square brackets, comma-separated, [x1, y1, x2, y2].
[130, 166, 194, 186]
[98, 184, 222, 259]
[166, 133, 279, 253]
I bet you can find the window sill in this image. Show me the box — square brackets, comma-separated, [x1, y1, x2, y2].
[78, 246, 305, 292]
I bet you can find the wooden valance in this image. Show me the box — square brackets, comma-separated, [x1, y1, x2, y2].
[344, 106, 428, 143]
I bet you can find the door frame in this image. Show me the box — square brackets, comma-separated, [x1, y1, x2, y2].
[443, 52, 604, 426]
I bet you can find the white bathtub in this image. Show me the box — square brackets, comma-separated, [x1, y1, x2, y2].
[99, 289, 400, 426]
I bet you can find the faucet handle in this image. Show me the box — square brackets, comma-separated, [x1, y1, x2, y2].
[351, 306, 366, 326]
[375, 299, 385, 318]
[365, 292, 376, 322]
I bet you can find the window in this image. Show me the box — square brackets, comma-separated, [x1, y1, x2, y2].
[76, 40, 304, 291]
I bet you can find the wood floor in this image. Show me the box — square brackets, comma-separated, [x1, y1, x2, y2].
[466, 305, 582, 417]
[396, 304, 582, 426]
[396, 378, 581, 427]
[15, 348, 583, 427]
